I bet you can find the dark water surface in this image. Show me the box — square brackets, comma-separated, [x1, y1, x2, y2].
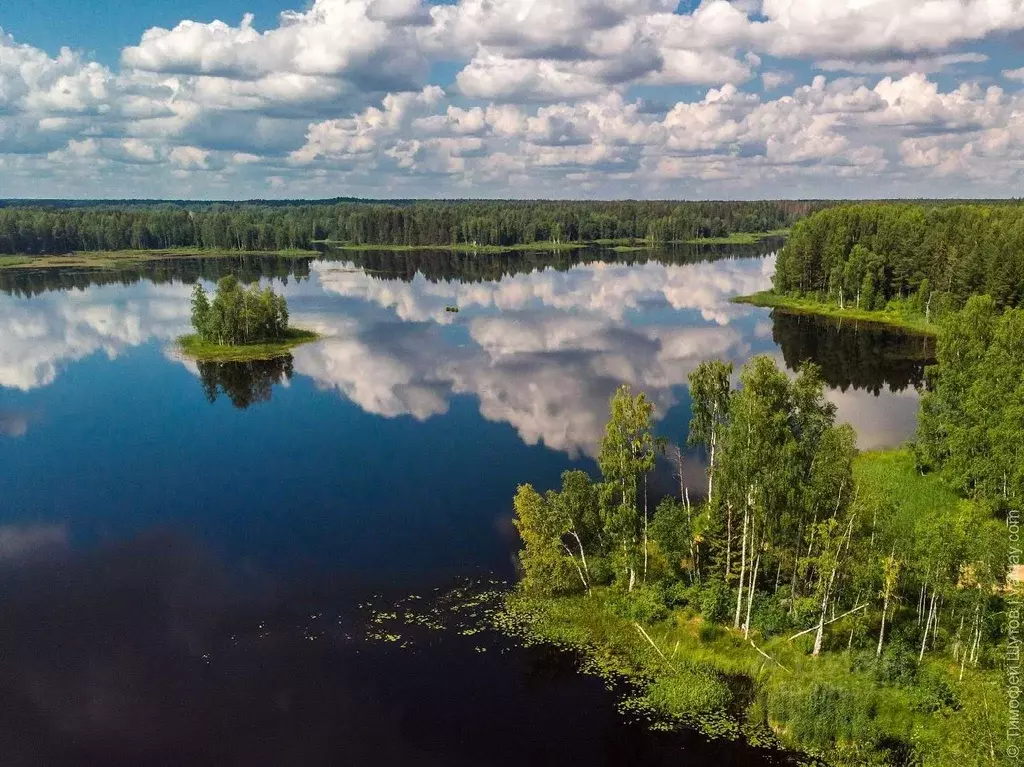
[0, 248, 931, 765]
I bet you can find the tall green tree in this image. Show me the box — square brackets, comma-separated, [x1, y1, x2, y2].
[598, 385, 655, 591]
[687, 360, 732, 501]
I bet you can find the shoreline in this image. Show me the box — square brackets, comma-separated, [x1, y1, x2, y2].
[733, 291, 938, 336]
[176, 328, 321, 362]
[496, 449, 997, 767]
[0, 248, 320, 271]
[0, 231, 789, 271]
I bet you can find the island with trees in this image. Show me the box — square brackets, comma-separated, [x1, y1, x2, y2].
[737, 202, 1024, 334]
[178, 276, 319, 362]
[503, 295, 1020, 765]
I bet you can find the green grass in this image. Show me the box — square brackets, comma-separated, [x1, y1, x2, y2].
[0, 255, 32, 268]
[177, 328, 321, 361]
[0, 248, 320, 271]
[502, 584, 1002, 767]
[854, 448, 966, 518]
[734, 291, 937, 335]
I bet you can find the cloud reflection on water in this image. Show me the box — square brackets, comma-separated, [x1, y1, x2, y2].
[0, 254, 923, 452]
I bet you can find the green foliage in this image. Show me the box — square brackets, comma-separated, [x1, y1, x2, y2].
[190, 276, 290, 346]
[770, 680, 883, 756]
[917, 297, 1024, 508]
[774, 203, 1024, 312]
[663, 581, 698, 609]
[648, 497, 692, 579]
[643, 669, 732, 716]
[178, 327, 318, 362]
[512, 484, 579, 596]
[697, 622, 724, 642]
[699, 581, 732, 623]
[750, 595, 791, 638]
[598, 385, 656, 587]
[608, 584, 668, 623]
[506, 330, 1012, 766]
[875, 642, 918, 686]
[0, 200, 824, 254]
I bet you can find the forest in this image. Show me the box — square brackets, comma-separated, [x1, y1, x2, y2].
[0, 200, 821, 254]
[510, 298, 1019, 765]
[772, 203, 1024, 314]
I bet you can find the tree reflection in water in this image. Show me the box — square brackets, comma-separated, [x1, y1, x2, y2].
[197, 355, 294, 409]
[771, 311, 935, 394]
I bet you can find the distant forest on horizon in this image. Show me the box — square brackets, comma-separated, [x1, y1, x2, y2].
[1, 198, 1021, 256]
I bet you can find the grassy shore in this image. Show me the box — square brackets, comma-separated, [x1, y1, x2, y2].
[1, 231, 788, 268]
[681, 229, 790, 245]
[0, 248, 319, 271]
[0, 256, 33, 268]
[318, 240, 587, 253]
[496, 448, 1003, 766]
[177, 328, 321, 361]
[734, 291, 938, 335]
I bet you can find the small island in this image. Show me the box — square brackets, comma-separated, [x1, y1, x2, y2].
[178, 276, 319, 362]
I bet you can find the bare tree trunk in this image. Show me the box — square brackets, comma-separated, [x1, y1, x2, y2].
[876, 591, 889, 657]
[562, 543, 590, 593]
[707, 430, 716, 501]
[919, 589, 937, 662]
[812, 583, 830, 657]
[725, 502, 732, 581]
[734, 490, 751, 629]
[917, 578, 927, 625]
[744, 548, 761, 639]
[643, 474, 649, 584]
[568, 529, 591, 591]
[684, 487, 697, 584]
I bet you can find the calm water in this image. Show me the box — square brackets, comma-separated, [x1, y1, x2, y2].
[0, 248, 931, 765]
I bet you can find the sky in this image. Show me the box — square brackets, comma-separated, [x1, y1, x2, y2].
[1, 0, 1023, 200]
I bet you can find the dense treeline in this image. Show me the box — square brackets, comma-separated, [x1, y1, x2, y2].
[513, 343, 1010, 763]
[0, 200, 822, 254]
[774, 203, 1024, 313]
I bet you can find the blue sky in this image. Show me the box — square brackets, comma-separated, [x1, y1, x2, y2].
[2, 0, 278, 64]
[1, 0, 1022, 199]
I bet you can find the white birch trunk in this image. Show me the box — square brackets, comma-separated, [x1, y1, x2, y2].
[734, 494, 750, 629]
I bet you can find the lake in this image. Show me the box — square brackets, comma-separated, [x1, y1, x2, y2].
[0, 247, 932, 765]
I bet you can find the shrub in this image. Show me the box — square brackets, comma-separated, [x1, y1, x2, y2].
[698, 623, 724, 643]
[752, 595, 791, 638]
[876, 642, 918, 686]
[608, 584, 668, 623]
[643, 667, 732, 716]
[913, 667, 960, 713]
[664, 581, 698, 608]
[699, 581, 732, 624]
[770, 680, 880, 754]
